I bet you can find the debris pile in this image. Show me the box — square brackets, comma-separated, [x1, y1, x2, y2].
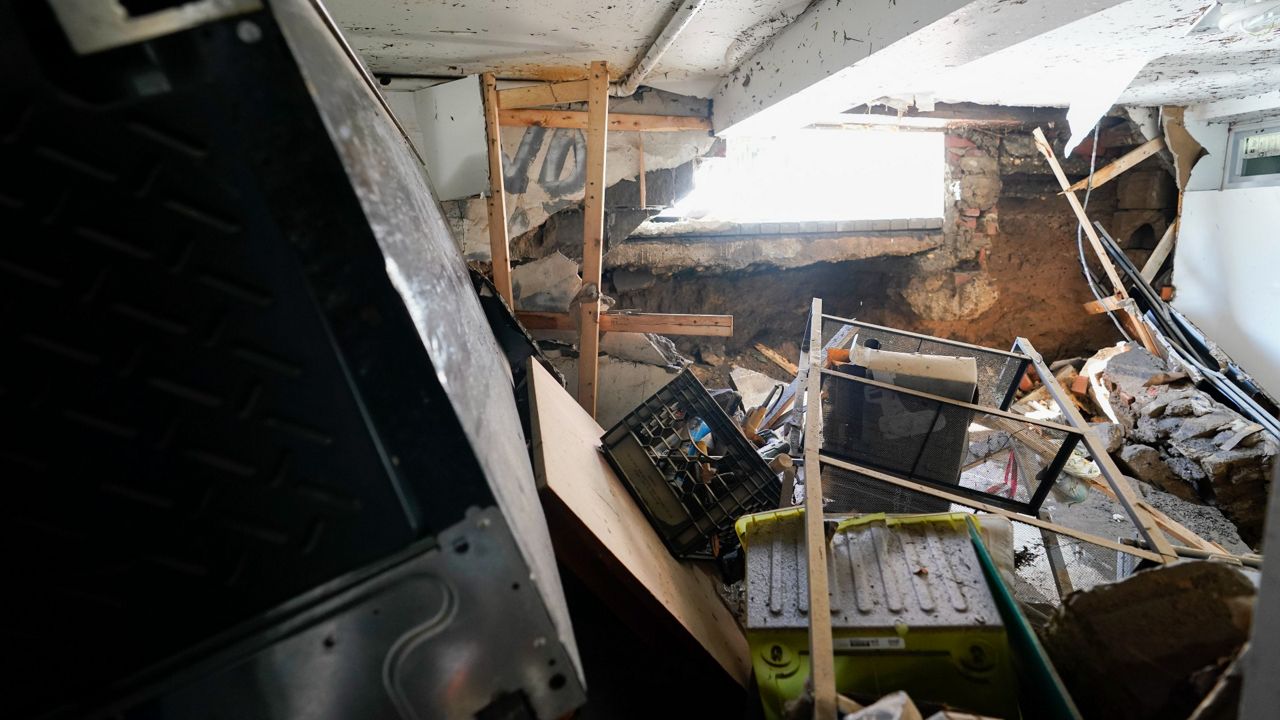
[1041, 560, 1257, 720]
[1033, 343, 1276, 548]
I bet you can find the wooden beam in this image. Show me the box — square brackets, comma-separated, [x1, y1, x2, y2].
[803, 299, 837, 720]
[497, 108, 712, 132]
[1083, 294, 1126, 315]
[481, 73, 513, 306]
[1018, 336, 1178, 562]
[818, 453, 1164, 563]
[497, 79, 590, 110]
[1064, 137, 1165, 193]
[1032, 127, 1128, 298]
[1141, 223, 1176, 282]
[754, 343, 798, 376]
[516, 311, 732, 337]
[576, 61, 609, 416]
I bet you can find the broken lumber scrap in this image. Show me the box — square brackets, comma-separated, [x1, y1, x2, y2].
[1032, 127, 1128, 298]
[526, 358, 750, 684]
[515, 311, 732, 337]
[496, 79, 590, 109]
[481, 73, 513, 306]
[576, 61, 609, 416]
[1141, 223, 1176, 282]
[818, 454, 1163, 563]
[754, 342, 798, 375]
[1063, 137, 1166, 193]
[497, 109, 711, 132]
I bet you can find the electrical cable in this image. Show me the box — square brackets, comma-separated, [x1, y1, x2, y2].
[1075, 123, 1134, 342]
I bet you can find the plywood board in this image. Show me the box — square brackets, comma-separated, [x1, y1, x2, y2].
[526, 359, 751, 685]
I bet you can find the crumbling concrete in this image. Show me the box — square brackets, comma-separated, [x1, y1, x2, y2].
[730, 366, 786, 409]
[548, 354, 680, 430]
[604, 231, 942, 275]
[512, 251, 581, 312]
[1041, 561, 1256, 720]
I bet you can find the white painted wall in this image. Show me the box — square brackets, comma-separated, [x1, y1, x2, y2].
[1173, 103, 1280, 396]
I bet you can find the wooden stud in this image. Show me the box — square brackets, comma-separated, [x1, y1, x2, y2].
[817, 453, 1164, 563]
[1017, 336, 1178, 562]
[515, 311, 732, 337]
[496, 108, 712, 132]
[576, 61, 609, 416]
[802, 299, 837, 720]
[497, 79, 590, 109]
[1063, 137, 1166, 193]
[1032, 127, 1128, 297]
[481, 72, 513, 306]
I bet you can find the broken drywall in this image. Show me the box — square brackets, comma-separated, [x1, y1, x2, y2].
[512, 251, 582, 312]
[548, 354, 681, 430]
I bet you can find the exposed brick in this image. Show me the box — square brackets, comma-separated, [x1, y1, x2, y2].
[961, 207, 981, 217]
[945, 134, 976, 149]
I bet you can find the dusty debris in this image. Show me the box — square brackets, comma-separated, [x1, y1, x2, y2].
[1041, 561, 1257, 720]
[731, 366, 786, 409]
[511, 251, 581, 311]
[1079, 344, 1277, 546]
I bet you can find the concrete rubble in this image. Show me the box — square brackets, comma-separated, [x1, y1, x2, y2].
[1086, 345, 1277, 547]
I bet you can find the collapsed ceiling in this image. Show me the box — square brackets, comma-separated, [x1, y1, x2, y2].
[332, 0, 1280, 134]
[325, 0, 810, 97]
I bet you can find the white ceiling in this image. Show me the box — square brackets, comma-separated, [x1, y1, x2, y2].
[329, 0, 1280, 112]
[917, 0, 1280, 109]
[326, 0, 810, 97]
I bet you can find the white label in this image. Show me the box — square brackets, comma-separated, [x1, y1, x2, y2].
[834, 636, 905, 651]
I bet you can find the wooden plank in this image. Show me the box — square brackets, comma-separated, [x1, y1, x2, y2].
[1032, 127, 1128, 298]
[1141, 223, 1176, 282]
[526, 359, 751, 684]
[515, 311, 732, 337]
[1063, 137, 1165, 193]
[497, 108, 712, 132]
[754, 343, 798, 375]
[576, 61, 609, 416]
[802, 299, 837, 720]
[1083, 294, 1126, 315]
[1018, 336, 1178, 562]
[818, 453, 1164, 563]
[481, 73, 513, 305]
[497, 79, 590, 109]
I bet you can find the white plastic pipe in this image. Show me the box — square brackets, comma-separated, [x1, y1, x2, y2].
[610, 0, 709, 97]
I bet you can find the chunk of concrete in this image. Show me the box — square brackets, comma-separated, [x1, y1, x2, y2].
[1117, 444, 1200, 502]
[549, 354, 680, 430]
[1041, 561, 1256, 720]
[511, 251, 581, 312]
[730, 366, 785, 409]
[600, 332, 687, 367]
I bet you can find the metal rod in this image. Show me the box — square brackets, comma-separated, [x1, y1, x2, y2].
[819, 367, 1079, 435]
[821, 313, 1030, 360]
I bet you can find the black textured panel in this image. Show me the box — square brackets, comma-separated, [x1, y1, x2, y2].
[0, 3, 495, 716]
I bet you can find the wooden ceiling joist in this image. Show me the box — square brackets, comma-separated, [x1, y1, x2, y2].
[516, 311, 732, 337]
[497, 79, 591, 109]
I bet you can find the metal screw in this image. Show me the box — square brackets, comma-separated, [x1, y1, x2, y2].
[237, 20, 262, 44]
